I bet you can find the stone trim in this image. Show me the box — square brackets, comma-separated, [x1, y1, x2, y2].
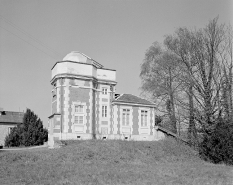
[112, 102, 156, 108]
[63, 79, 70, 133]
[51, 73, 117, 85]
[113, 105, 118, 134]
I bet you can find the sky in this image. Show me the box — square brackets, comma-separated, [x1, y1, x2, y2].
[0, 0, 232, 126]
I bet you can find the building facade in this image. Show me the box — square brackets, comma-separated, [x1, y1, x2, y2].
[48, 52, 165, 146]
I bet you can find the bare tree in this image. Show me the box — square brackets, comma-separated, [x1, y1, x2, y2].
[219, 25, 233, 120]
[141, 17, 232, 146]
[164, 27, 198, 146]
[165, 17, 225, 136]
[140, 42, 182, 133]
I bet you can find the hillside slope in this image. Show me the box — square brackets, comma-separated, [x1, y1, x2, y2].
[0, 138, 232, 185]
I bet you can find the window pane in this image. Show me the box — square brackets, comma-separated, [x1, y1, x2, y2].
[79, 105, 83, 112]
[141, 110, 148, 127]
[102, 88, 107, 95]
[79, 116, 83, 124]
[74, 116, 79, 124]
[141, 114, 144, 126]
[102, 106, 107, 117]
[126, 113, 129, 126]
[145, 115, 147, 126]
[122, 113, 125, 125]
[75, 105, 84, 113]
[122, 109, 130, 126]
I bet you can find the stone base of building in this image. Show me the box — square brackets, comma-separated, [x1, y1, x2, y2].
[48, 131, 166, 148]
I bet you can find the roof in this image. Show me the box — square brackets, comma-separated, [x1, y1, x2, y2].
[62, 51, 103, 69]
[155, 126, 188, 144]
[0, 111, 24, 124]
[112, 94, 155, 106]
[48, 113, 61, 119]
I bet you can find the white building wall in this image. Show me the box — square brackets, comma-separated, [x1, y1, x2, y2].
[97, 68, 116, 81]
[52, 62, 94, 79]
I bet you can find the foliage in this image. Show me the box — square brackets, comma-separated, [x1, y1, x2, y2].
[4, 108, 48, 147]
[4, 127, 21, 147]
[140, 42, 180, 133]
[199, 119, 233, 165]
[154, 115, 163, 126]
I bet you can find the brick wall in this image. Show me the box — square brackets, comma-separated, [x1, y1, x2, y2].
[69, 80, 91, 134]
[132, 106, 139, 135]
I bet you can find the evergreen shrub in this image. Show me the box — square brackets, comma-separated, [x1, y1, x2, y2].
[199, 119, 233, 165]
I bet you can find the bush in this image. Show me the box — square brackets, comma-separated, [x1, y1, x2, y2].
[199, 119, 233, 165]
[4, 108, 48, 147]
[155, 115, 163, 126]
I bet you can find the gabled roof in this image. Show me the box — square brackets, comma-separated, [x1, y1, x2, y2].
[112, 94, 155, 107]
[0, 111, 24, 124]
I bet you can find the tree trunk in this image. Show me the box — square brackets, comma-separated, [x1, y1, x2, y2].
[228, 67, 233, 120]
[168, 67, 177, 133]
[187, 85, 198, 147]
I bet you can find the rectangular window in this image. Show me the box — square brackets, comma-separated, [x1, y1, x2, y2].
[52, 83, 57, 97]
[122, 109, 130, 126]
[102, 106, 107, 117]
[8, 127, 13, 134]
[74, 116, 84, 124]
[102, 88, 107, 95]
[75, 105, 84, 113]
[141, 110, 148, 127]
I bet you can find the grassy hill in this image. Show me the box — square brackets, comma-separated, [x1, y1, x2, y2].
[0, 138, 232, 185]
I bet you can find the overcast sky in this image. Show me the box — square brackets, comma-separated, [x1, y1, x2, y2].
[0, 0, 232, 126]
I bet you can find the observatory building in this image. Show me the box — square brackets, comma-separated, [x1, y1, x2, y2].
[48, 51, 164, 146]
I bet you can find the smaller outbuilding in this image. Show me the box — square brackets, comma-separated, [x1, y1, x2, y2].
[0, 110, 24, 146]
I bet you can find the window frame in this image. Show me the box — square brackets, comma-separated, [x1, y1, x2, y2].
[75, 105, 84, 113]
[74, 115, 84, 125]
[72, 102, 87, 133]
[141, 110, 148, 127]
[102, 105, 107, 117]
[122, 109, 130, 126]
[102, 87, 107, 95]
[8, 127, 14, 134]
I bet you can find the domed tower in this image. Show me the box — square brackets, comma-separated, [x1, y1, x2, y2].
[48, 52, 117, 147]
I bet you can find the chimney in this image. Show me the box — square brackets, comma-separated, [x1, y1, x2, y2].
[114, 94, 120, 99]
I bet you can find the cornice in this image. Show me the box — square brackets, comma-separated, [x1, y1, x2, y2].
[111, 101, 156, 108]
[50, 73, 117, 85]
[51, 60, 116, 71]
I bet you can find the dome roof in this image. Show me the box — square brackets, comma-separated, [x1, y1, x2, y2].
[62, 51, 91, 63]
[62, 51, 104, 68]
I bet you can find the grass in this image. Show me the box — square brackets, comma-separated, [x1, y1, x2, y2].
[0, 138, 232, 185]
